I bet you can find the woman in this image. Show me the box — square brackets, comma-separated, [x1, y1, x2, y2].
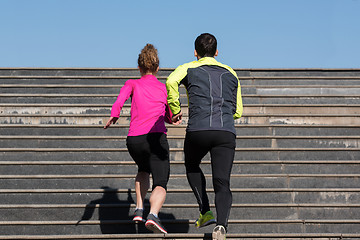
[104, 44, 176, 234]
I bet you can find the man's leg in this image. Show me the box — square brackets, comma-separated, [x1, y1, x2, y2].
[184, 131, 211, 214]
[210, 131, 235, 229]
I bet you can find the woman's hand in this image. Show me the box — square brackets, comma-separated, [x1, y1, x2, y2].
[104, 117, 119, 129]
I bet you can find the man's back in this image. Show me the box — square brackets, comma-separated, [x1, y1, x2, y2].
[166, 57, 242, 134]
[183, 64, 239, 133]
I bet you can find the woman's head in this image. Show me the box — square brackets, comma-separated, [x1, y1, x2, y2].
[138, 44, 159, 75]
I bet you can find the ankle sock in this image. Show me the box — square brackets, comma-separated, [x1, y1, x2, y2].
[149, 212, 158, 218]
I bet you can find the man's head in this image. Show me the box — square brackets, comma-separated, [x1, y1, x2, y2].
[194, 33, 218, 59]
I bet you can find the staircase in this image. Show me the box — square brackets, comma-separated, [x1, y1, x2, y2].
[0, 68, 360, 240]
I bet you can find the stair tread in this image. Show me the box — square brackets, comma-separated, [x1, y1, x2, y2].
[0, 173, 360, 178]
[0, 147, 358, 150]
[0, 233, 358, 240]
[1, 203, 360, 208]
[1, 160, 360, 165]
[2, 84, 360, 88]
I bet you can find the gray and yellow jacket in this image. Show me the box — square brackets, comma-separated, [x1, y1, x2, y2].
[166, 57, 243, 134]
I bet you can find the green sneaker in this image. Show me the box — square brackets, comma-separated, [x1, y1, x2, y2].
[195, 210, 216, 228]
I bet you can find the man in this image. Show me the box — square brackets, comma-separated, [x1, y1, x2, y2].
[166, 33, 243, 240]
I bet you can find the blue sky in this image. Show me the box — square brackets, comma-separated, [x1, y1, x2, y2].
[0, 0, 359, 69]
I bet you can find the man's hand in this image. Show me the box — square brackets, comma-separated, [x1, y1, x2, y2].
[171, 112, 183, 125]
[104, 117, 119, 129]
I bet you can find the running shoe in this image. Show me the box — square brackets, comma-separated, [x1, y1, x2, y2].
[132, 208, 145, 222]
[212, 225, 227, 240]
[145, 213, 167, 234]
[195, 210, 216, 228]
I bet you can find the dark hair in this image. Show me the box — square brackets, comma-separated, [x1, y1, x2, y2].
[195, 33, 217, 58]
[138, 43, 159, 73]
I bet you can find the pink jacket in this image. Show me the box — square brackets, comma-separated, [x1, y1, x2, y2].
[110, 74, 172, 136]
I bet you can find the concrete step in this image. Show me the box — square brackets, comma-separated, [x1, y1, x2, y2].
[254, 86, 360, 96]
[0, 148, 359, 161]
[0, 68, 160, 77]
[0, 68, 359, 77]
[1, 135, 359, 149]
[0, 85, 121, 94]
[236, 69, 360, 77]
[1, 67, 359, 77]
[0, 84, 360, 98]
[0, 68, 173, 77]
[0, 76, 151, 85]
[2, 75, 360, 86]
[0, 173, 360, 189]
[2, 104, 360, 115]
[3, 203, 360, 223]
[0, 219, 359, 235]
[1, 113, 359, 125]
[0, 233, 357, 240]
[0, 68, 360, 77]
[1, 187, 359, 204]
[1, 225, 359, 238]
[2, 84, 360, 95]
[1, 93, 360, 104]
[1, 160, 360, 175]
[2, 124, 360, 136]
[240, 77, 360, 86]
[245, 95, 360, 104]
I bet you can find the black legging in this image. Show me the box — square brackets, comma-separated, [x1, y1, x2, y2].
[126, 132, 170, 190]
[184, 130, 235, 228]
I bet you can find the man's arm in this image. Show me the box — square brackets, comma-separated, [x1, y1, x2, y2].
[223, 66, 243, 120]
[233, 79, 243, 120]
[166, 64, 188, 116]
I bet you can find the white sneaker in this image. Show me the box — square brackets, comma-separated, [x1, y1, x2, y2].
[212, 225, 226, 240]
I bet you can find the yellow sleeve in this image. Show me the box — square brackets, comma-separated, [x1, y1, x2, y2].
[233, 78, 243, 119]
[220, 65, 243, 120]
[166, 64, 189, 115]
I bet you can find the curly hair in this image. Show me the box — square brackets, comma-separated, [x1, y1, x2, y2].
[138, 44, 159, 74]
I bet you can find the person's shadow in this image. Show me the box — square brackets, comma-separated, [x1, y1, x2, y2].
[77, 187, 137, 233]
[77, 186, 190, 234]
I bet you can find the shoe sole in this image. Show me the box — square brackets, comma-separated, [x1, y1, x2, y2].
[196, 218, 216, 228]
[133, 216, 144, 222]
[212, 227, 226, 240]
[145, 220, 167, 234]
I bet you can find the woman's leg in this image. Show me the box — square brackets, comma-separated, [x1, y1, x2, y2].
[149, 186, 166, 215]
[134, 171, 150, 209]
[144, 133, 170, 233]
[148, 133, 170, 214]
[126, 135, 151, 211]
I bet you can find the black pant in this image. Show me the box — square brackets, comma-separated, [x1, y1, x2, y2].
[126, 132, 170, 190]
[184, 130, 235, 228]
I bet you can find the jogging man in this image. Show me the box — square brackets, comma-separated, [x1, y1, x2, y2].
[166, 33, 243, 240]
